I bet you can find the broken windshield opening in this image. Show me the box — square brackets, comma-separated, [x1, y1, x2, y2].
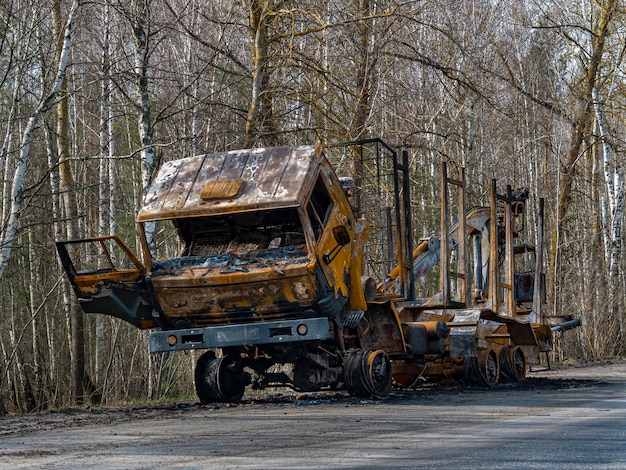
[149, 208, 309, 273]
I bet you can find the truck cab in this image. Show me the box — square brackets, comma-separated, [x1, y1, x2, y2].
[139, 145, 369, 332]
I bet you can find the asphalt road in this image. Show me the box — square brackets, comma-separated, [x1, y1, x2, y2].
[1, 361, 625, 469]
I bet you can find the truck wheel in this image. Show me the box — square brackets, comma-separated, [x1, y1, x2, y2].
[344, 349, 391, 398]
[195, 352, 245, 404]
[500, 346, 526, 383]
[477, 348, 500, 386]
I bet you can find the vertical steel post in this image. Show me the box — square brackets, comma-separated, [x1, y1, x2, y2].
[392, 146, 407, 298]
[505, 185, 515, 316]
[533, 198, 545, 322]
[402, 150, 415, 300]
[457, 167, 468, 305]
[488, 179, 499, 312]
[440, 162, 450, 306]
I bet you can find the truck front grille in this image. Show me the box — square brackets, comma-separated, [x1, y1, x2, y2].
[174, 305, 320, 328]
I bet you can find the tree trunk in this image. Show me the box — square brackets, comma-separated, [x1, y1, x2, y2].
[45, 124, 61, 405]
[95, 0, 114, 403]
[549, 0, 617, 317]
[594, 85, 626, 354]
[28, 237, 46, 409]
[351, 0, 374, 141]
[132, 0, 156, 253]
[53, 0, 84, 405]
[244, 0, 275, 147]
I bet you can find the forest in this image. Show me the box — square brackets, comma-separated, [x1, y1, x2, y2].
[0, 0, 624, 414]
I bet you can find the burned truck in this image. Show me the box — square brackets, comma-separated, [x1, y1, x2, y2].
[57, 139, 568, 403]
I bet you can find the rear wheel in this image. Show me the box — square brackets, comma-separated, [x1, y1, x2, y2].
[463, 349, 500, 386]
[195, 352, 246, 404]
[500, 346, 526, 383]
[477, 349, 500, 386]
[344, 349, 391, 398]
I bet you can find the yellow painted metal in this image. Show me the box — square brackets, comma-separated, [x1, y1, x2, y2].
[311, 161, 369, 312]
[200, 178, 243, 200]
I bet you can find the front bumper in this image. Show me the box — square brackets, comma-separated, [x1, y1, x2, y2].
[149, 317, 330, 353]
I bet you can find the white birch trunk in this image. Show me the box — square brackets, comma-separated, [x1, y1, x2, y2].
[45, 126, 61, 385]
[0, 71, 22, 225]
[0, 0, 79, 280]
[594, 79, 625, 352]
[95, 0, 113, 400]
[108, 101, 116, 261]
[133, 0, 155, 254]
[0, 115, 38, 277]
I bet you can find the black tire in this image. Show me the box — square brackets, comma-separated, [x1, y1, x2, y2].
[344, 349, 391, 398]
[500, 346, 526, 383]
[195, 352, 245, 404]
[462, 356, 478, 384]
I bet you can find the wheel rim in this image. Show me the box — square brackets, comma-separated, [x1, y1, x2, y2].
[511, 346, 526, 382]
[364, 350, 392, 397]
[477, 349, 499, 386]
[499, 345, 526, 383]
[344, 349, 391, 398]
[195, 354, 245, 404]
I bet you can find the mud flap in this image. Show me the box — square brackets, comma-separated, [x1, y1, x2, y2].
[357, 301, 406, 355]
[480, 310, 538, 346]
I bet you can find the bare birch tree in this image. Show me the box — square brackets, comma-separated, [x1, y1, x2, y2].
[551, 1, 616, 261]
[0, 0, 80, 277]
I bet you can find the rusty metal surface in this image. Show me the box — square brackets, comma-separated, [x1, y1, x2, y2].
[357, 301, 406, 355]
[56, 237, 156, 329]
[150, 266, 319, 327]
[138, 146, 321, 222]
[480, 310, 538, 346]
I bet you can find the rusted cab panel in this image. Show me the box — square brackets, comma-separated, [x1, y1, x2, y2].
[138, 146, 319, 223]
[56, 236, 156, 329]
[149, 265, 319, 327]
